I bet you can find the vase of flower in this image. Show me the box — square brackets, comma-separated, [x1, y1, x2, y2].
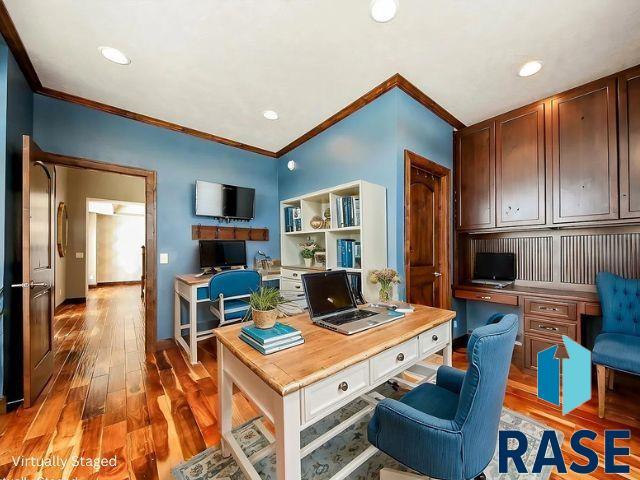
[299, 240, 320, 268]
[369, 268, 401, 302]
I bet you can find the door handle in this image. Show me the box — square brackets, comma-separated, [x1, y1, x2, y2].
[434, 272, 442, 277]
[12, 281, 49, 289]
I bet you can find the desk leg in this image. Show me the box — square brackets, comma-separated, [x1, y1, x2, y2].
[174, 282, 180, 343]
[274, 391, 301, 479]
[218, 341, 233, 458]
[443, 321, 453, 367]
[189, 286, 198, 364]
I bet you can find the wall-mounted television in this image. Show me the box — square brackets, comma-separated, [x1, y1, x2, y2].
[195, 180, 255, 220]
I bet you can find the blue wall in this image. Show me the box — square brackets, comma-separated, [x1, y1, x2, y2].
[2, 39, 34, 403]
[32, 95, 280, 340]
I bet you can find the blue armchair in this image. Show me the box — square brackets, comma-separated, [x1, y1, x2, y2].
[209, 269, 261, 327]
[368, 314, 518, 480]
[593, 272, 640, 418]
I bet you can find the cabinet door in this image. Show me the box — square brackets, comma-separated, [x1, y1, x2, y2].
[619, 67, 640, 219]
[455, 121, 495, 230]
[496, 103, 546, 227]
[551, 78, 618, 223]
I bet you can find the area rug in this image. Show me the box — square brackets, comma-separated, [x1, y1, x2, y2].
[173, 387, 560, 480]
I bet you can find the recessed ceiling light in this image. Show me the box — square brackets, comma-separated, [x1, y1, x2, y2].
[99, 46, 131, 65]
[370, 0, 398, 23]
[263, 110, 279, 120]
[518, 60, 542, 77]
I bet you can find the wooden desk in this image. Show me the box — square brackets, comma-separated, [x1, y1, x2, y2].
[174, 270, 280, 363]
[454, 283, 601, 370]
[215, 305, 455, 479]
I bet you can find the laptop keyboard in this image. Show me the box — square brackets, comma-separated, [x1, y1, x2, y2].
[325, 309, 378, 326]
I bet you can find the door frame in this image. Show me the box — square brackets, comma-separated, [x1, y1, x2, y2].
[404, 150, 451, 308]
[28, 137, 158, 354]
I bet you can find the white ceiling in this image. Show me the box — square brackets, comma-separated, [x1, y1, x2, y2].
[6, 0, 640, 153]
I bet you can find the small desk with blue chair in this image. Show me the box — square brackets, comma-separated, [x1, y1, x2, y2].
[174, 269, 279, 363]
[368, 313, 518, 480]
[593, 272, 640, 418]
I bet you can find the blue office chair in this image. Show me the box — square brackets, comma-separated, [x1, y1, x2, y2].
[593, 272, 640, 418]
[209, 269, 261, 327]
[368, 314, 518, 480]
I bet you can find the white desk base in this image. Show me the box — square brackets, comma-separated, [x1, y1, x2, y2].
[217, 320, 452, 480]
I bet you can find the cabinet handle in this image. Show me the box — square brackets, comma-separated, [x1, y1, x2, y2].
[396, 353, 405, 362]
[538, 324, 559, 332]
[478, 295, 491, 300]
[338, 382, 349, 392]
[432, 334, 439, 342]
[293, 273, 298, 277]
[295, 285, 301, 289]
[539, 306, 559, 312]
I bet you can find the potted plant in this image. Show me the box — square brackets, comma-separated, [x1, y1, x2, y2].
[299, 240, 320, 268]
[369, 268, 401, 302]
[247, 286, 287, 329]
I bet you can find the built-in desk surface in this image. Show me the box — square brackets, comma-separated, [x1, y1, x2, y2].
[214, 305, 455, 396]
[454, 283, 600, 303]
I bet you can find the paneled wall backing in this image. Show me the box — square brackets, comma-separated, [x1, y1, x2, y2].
[560, 232, 640, 284]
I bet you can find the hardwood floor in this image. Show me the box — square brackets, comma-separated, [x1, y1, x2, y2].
[0, 285, 638, 479]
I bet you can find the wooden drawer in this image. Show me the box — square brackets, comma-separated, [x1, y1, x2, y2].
[524, 316, 577, 340]
[280, 278, 303, 293]
[524, 334, 560, 370]
[370, 338, 419, 384]
[302, 361, 369, 423]
[281, 268, 305, 281]
[524, 298, 576, 321]
[585, 302, 602, 316]
[455, 289, 519, 306]
[419, 322, 451, 355]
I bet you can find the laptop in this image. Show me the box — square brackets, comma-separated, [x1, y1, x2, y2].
[302, 270, 404, 335]
[471, 252, 516, 288]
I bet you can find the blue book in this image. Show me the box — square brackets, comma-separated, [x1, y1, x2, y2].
[241, 322, 301, 345]
[337, 239, 343, 267]
[240, 332, 305, 355]
[346, 240, 353, 268]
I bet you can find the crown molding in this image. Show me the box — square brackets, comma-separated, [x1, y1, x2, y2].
[0, 1, 465, 159]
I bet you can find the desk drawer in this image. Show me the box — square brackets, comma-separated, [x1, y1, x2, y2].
[419, 322, 451, 355]
[524, 334, 561, 370]
[524, 298, 576, 321]
[456, 289, 518, 306]
[524, 316, 576, 340]
[370, 338, 419, 384]
[281, 268, 305, 281]
[302, 361, 369, 422]
[280, 278, 303, 293]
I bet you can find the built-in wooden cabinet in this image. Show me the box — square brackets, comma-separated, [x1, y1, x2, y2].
[455, 121, 495, 230]
[495, 103, 546, 227]
[551, 78, 618, 223]
[619, 67, 640, 219]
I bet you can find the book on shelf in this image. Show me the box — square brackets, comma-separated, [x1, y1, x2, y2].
[241, 322, 301, 345]
[240, 332, 305, 355]
[284, 206, 302, 232]
[335, 195, 360, 228]
[336, 239, 361, 269]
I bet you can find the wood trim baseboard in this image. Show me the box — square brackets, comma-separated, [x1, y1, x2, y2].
[95, 280, 142, 287]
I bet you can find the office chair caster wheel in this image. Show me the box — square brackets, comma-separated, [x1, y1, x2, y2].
[474, 473, 486, 480]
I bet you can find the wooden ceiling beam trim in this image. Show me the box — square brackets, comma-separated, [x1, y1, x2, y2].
[0, 0, 41, 91]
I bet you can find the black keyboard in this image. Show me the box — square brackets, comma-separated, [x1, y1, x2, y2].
[324, 309, 378, 326]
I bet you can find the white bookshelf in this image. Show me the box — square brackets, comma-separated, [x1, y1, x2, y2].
[280, 180, 387, 301]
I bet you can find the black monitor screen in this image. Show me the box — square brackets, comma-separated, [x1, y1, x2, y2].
[302, 271, 356, 318]
[199, 240, 247, 269]
[474, 252, 516, 281]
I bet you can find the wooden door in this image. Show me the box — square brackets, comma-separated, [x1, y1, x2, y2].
[455, 120, 495, 230]
[496, 103, 546, 227]
[551, 78, 618, 223]
[405, 152, 450, 308]
[619, 67, 640, 219]
[21, 137, 55, 407]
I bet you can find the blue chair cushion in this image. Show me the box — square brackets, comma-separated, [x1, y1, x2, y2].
[592, 333, 640, 374]
[399, 382, 459, 421]
[596, 272, 640, 336]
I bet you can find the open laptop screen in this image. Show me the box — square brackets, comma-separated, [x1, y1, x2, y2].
[302, 271, 356, 318]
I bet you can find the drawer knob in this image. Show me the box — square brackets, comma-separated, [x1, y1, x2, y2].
[432, 334, 438, 342]
[479, 295, 491, 300]
[396, 353, 405, 362]
[295, 285, 301, 289]
[538, 324, 559, 332]
[338, 381, 349, 392]
[293, 273, 298, 277]
[539, 306, 559, 312]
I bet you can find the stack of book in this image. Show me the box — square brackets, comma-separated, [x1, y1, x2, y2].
[337, 239, 361, 268]
[335, 195, 360, 228]
[284, 206, 302, 232]
[240, 322, 304, 355]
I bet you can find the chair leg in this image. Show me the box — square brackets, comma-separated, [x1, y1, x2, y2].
[596, 364, 606, 418]
[607, 369, 615, 390]
[474, 474, 486, 480]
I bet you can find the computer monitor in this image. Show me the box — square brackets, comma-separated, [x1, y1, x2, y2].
[302, 271, 357, 318]
[199, 240, 247, 269]
[473, 252, 516, 280]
